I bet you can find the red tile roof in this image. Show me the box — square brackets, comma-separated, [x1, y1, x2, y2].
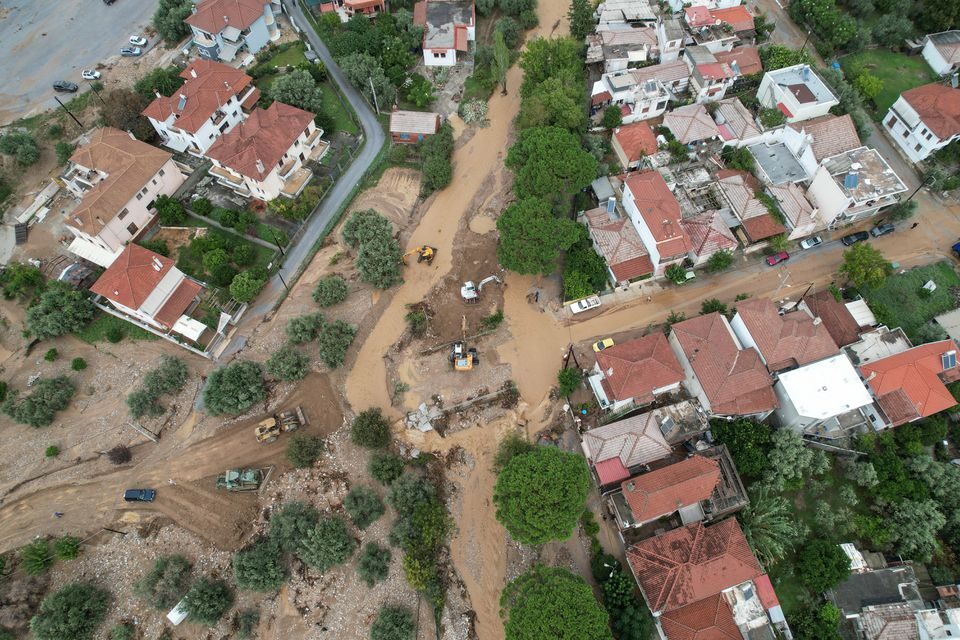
[787, 114, 861, 162]
[660, 594, 741, 640]
[734, 298, 839, 371]
[621, 455, 721, 523]
[595, 457, 631, 485]
[710, 6, 754, 32]
[584, 207, 655, 281]
[901, 83, 960, 140]
[592, 90, 613, 106]
[802, 290, 862, 347]
[681, 210, 738, 259]
[627, 519, 763, 613]
[154, 278, 203, 329]
[671, 313, 778, 416]
[142, 60, 253, 134]
[205, 102, 314, 181]
[859, 340, 960, 426]
[684, 5, 713, 28]
[90, 244, 175, 309]
[613, 122, 659, 163]
[186, 0, 268, 33]
[714, 47, 762, 76]
[740, 214, 786, 242]
[664, 104, 722, 145]
[596, 334, 685, 403]
[754, 574, 780, 610]
[623, 171, 692, 258]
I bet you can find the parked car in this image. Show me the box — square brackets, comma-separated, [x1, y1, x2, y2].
[569, 295, 601, 315]
[766, 251, 790, 266]
[81, 70, 101, 81]
[129, 35, 147, 47]
[592, 338, 615, 352]
[103, 0, 116, 4]
[52, 80, 79, 93]
[841, 231, 870, 246]
[123, 488, 156, 502]
[799, 235, 823, 250]
[871, 222, 896, 237]
[120, 47, 142, 57]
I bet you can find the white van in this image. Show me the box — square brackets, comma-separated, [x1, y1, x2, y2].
[569, 295, 602, 314]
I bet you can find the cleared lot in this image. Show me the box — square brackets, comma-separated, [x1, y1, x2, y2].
[0, 0, 158, 125]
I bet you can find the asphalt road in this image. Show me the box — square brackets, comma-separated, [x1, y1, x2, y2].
[0, 0, 157, 125]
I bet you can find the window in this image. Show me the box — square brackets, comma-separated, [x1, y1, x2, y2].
[926, 132, 933, 141]
[151, 178, 157, 185]
[140, 186, 148, 194]
[118, 208, 129, 220]
[943, 351, 957, 370]
[902, 130, 909, 139]
[158, 169, 165, 177]
[915, 144, 922, 152]
[657, 101, 667, 110]
[126, 222, 139, 236]
[136, 193, 143, 200]
[886, 116, 896, 128]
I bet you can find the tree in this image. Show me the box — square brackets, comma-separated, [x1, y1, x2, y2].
[339, 53, 397, 107]
[266, 344, 310, 381]
[369, 452, 406, 485]
[500, 566, 611, 640]
[351, 408, 392, 448]
[101, 89, 154, 141]
[21, 539, 53, 575]
[155, 194, 187, 226]
[229, 271, 266, 303]
[738, 484, 802, 567]
[721, 146, 755, 173]
[386, 472, 436, 515]
[664, 263, 689, 285]
[766, 429, 830, 490]
[153, 0, 193, 43]
[4, 376, 76, 428]
[182, 578, 234, 626]
[343, 209, 392, 248]
[494, 446, 590, 545]
[125, 387, 159, 419]
[233, 538, 286, 592]
[566, 241, 609, 291]
[519, 38, 584, 97]
[601, 105, 623, 129]
[26, 281, 95, 339]
[419, 122, 455, 194]
[110, 623, 135, 640]
[299, 516, 356, 572]
[344, 486, 385, 529]
[270, 502, 320, 553]
[356, 233, 403, 289]
[706, 249, 734, 273]
[203, 360, 265, 415]
[496, 198, 583, 275]
[710, 419, 771, 478]
[134, 555, 192, 609]
[494, 432, 535, 472]
[53, 536, 81, 561]
[700, 298, 727, 315]
[317, 319, 357, 368]
[517, 78, 588, 133]
[490, 29, 512, 95]
[287, 313, 324, 344]
[286, 435, 325, 468]
[494, 17, 522, 49]
[370, 605, 415, 640]
[789, 602, 842, 640]
[107, 445, 132, 465]
[796, 540, 851, 592]
[312, 276, 348, 307]
[506, 127, 598, 208]
[134, 66, 185, 100]
[54, 141, 75, 166]
[840, 243, 892, 288]
[759, 107, 786, 128]
[0, 132, 40, 166]
[557, 368, 580, 397]
[854, 72, 883, 101]
[29, 583, 110, 640]
[357, 542, 392, 587]
[271, 69, 326, 115]
[887, 200, 917, 221]
[888, 499, 946, 561]
[500, 0, 536, 16]
[563, 270, 593, 301]
[568, 0, 595, 39]
[403, 74, 435, 108]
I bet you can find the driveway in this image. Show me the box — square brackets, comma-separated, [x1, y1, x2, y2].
[0, 0, 157, 125]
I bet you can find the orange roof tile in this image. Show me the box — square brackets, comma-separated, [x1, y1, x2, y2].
[859, 340, 960, 425]
[142, 60, 253, 134]
[740, 214, 786, 241]
[154, 278, 203, 328]
[681, 210, 738, 259]
[596, 334, 685, 403]
[627, 519, 762, 613]
[186, 0, 268, 33]
[803, 290, 862, 347]
[671, 313, 778, 416]
[90, 244, 175, 309]
[734, 298, 839, 371]
[754, 574, 780, 610]
[205, 102, 314, 181]
[714, 47, 762, 76]
[614, 122, 659, 163]
[660, 594, 741, 640]
[664, 104, 722, 145]
[710, 6, 754, 32]
[623, 171, 692, 258]
[621, 456, 721, 523]
[901, 83, 960, 140]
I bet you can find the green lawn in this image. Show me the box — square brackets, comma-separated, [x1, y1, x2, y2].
[75, 312, 156, 343]
[262, 41, 307, 68]
[860, 262, 960, 343]
[317, 82, 359, 135]
[840, 50, 937, 119]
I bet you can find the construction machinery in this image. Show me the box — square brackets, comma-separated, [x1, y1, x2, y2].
[254, 406, 307, 443]
[450, 316, 479, 370]
[402, 246, 436, 265]
[460, 275, 502, 303]
[216, 467, 271, 491]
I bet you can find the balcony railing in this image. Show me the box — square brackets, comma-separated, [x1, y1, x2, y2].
[193, 31, 217, 47]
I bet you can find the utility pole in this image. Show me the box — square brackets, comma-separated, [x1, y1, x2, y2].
[277, 269, 290, 293]
[269, 228, 285, 256]
[87, 82, 106, 106]
[906, 175, 936, 202]
[54, 96, 83, 130]
[368, 77, 380, 115]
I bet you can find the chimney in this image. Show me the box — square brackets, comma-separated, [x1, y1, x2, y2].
[126, 130, 136, 140]
[155, 91, 162, 99]
[113, 290, 120, 296]
[255, 158, 265, 174]
[190, 67, 198, 79]
[224, 14, 229, 24]
[813, 316, 822, 326]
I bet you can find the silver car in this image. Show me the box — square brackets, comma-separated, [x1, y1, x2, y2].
[120, 47, 142, 57]
[799, 235, 823, 250]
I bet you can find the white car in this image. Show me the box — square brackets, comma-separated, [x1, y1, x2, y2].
[569, 295, 601, 315]
[799, 235, 823, 250]
[81, 70, 101, 81]
[129, 35, 147, 47]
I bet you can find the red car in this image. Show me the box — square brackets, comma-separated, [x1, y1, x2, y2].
[766, 251, 790, 266]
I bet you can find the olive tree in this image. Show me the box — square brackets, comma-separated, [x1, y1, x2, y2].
[202, 361, 265, 415]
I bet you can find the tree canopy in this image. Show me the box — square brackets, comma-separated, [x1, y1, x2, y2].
[30, 583, 111, 640]
[568, 0, 595, 40]
[840, 243, 892, 288]
[26, 281, 95, 339]
[271, 69, 326, 116]
[796, 540, 851, 593]
[182, 578, 234, 626]
[500, 566, 612, 640]
[496, 198, 583, 275]
[203, 360, 266, 415]
[233, 538, 286, 592]
[505, 127, 598, 208]
[709, 419, 771, 478]
[3, 376, 76, 428]
[153, 0, 193, 43]
[519, 38, 585, 97]
[299, 516, 357, 572]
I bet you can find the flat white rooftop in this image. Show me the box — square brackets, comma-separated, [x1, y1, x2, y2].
[778, 354, 873, 419]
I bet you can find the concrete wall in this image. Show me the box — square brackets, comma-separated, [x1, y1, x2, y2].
[729, 312, 762, 363]
[805, 166, 847, 227]
[922, 39, 955, 76]
[423, 48, 458, 66]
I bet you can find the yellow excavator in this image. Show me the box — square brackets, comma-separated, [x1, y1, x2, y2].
[402, 245, 436, 266]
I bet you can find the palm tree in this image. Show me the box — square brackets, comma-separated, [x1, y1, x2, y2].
[738, 484, 802, 568]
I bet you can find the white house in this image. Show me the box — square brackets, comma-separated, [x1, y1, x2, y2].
[883, 83, 960, 163]
[757, 64, 839, 123]
[586, 24, 659, 73]
[414, 0, 476, 67]
[186, 0, 278, 63]
[730, 297, 839, 373]
[205, 102, 327, 201]
[922, 31, 960, 76]
[656, 18, 685, 62]
[805, 146, 907, 229]
[591, 71, 674, 123]
[63, 128, 185, 268]
[684, 45, 738, 103]
[773, 354, 876, 434]
[620, 170, 692, 275]
[142, 60, 260, 156]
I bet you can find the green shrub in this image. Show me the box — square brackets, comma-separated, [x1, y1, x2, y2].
[26, 281, 95, 339]
[286, 435, 324, 468]
[55, 141, 76, 165]
[233, 538, 286, 592]
[43, 348, 58, 362]
[312, 275, 349, 307]
[356, 542, 391, 587]
[229, 271, 266, 303]
[106, 325, 123, 343]
[370, 605, 415, 640]
[405, 309, 428, 338]
[192, 197, 213, 217]
[182, 578, 234, 626]
[110, 623, 135, 640]
[298, 516, 356, 572]
[70, 357, 87, 371]
[203, 360, 265, 415]
[493, 431, 535, 472]
[53, 536, 81, 561]
[557, 368, 580, 396]
[351, 408, 391, 448]
[369, 452, 405, 485]
[316, 319, 356, 368]
[21, 539, 52, 575]
[266, 344, 310, 381]
[269, 502, 320, 553]
[235, 609, 260, 639]
[45, 445, 60, 458]
[343, 486, 385, 529]
[30, 583, 110, 640]
[286, 313, 324, 344]
[133, 555, 192, 609]
[3, 376, 76, 427]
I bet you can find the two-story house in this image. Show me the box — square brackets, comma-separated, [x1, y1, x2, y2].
[655, 18, 685, 62]
[205, 102, 326, 201]
[414, 0, 476, 67]
[587, 333, 685, 411]
[683, 45, 738, 103]
[805, 146, 907, 228]
[586, 24, 659, 73]
[63, 128, 185, 268]
[142, 60, 260, 156]
[922, 30, 960, 76]
[621, 170, 692, 275]
[757, 64, 839, 123]
[883, 83, 960, 163]
[186, 0, 278, 63]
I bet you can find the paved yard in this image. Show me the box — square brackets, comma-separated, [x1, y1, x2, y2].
[0, 0, 159, 125]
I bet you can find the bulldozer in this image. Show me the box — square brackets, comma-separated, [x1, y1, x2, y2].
[461, 275, 502, 303]
[402, 246, 436, 266]
[449, 316, 479, 371]
[254, 406, 307, 444]
[216, 467, 271, 491]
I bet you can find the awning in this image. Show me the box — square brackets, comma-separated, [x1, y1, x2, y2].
[67, 237, 118, 268]
[776, 102, 794, 118]
[172, 315, 207, 342]
[845, 299, 877, 328]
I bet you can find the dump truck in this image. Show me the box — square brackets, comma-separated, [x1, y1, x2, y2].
[254, 406, 307, 443]
[216, 467, 270, 491]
